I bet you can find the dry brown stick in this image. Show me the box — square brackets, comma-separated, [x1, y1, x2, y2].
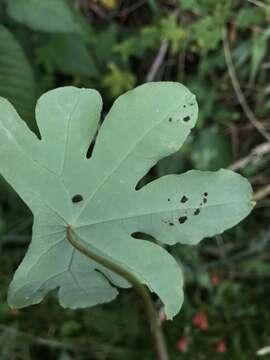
[247, 0, 269, 9]
[146, 39, 169, 82]
[0, 324, 75, 351]
[223, 28, 270, 143]
[229, 142, 270, 171]
[118, 0, 147, 18]
[253, 184, 270, 201]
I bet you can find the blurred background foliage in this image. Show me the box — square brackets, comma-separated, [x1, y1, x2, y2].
[0, 0, 270, 359]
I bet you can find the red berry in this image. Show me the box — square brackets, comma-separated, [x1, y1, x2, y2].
[176, 336, 187, 352]
[211, 274, 220, 286]
[192, 311, 208, 331]
[216, 340, 226, 353]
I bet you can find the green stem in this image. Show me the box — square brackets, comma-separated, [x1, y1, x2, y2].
[66, 225, 169, 360]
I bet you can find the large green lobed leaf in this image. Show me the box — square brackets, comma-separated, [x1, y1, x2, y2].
[0, 83, 254, 319]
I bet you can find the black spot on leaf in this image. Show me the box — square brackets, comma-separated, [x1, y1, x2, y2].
[169, 222, 174, 226]
[194, 208, 200, 215]
[72, 194, 83, 203]
[168, 198, 171, 202]
[180, 195, 188, 203]
[203, 198, 207, 204]
[178, 216, 187, 224]
[204, 192, 208, 196]
[169, 117, 172, 122]
[183, 116, 191, 122]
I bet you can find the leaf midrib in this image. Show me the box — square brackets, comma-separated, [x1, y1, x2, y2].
[75, 199, 251, 229]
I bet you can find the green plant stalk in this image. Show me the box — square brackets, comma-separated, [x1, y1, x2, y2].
[66, 225, 169, 360]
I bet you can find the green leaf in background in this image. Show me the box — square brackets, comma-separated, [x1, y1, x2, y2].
[250, 29, 270, 84]
[0, 83, 254, 319]
[191, 17, 223, 51]
[58, 352, 71, 360]
[0, 25, 36, 123]
[91, 24, 118, 65]
[7, 0, 79, 33]
[114, 36, 143, 62]
[102, 63, 136, 97]
[179, 0, 226, 15]
[36, 35, 99, 78]
[160, 15, 186, 54]
[140, 25, 160, 50]
[115, 14, 188, 62]
[114, 21, 167, 62]
[60, 320, 82, 337]
[191, 125, 233, 170]
[179, 0, 200, 11]
[236, 7, 266, 29]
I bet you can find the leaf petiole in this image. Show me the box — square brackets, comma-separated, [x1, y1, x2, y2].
[66, 225, 169, 360]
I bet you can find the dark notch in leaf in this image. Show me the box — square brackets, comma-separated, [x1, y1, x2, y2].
[86, 127, 99, 159]
[180, 195, 188, 203]
[178, 216, 187, 224]
[183, 116, 190, 122]
[194, 208, 200, 215]
[86, 140, 95, 159]
[72, 194, 83, 203]
[131, 232, 156, 242]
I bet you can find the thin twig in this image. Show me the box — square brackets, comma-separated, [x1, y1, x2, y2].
[84, 1, 107, 19]
[118, 0, 147, 18]
[227, 141, 270, 202]
[228, 142, 270, 170]
[0, 325, 76, 351]
[257, 345, 270, 356]
[223, 28, 270, 143]
[205, 226, 270, 269]
[66, 226, 169, 360]
[146, 39, 169, 82]
[247, 0, 269, 9]
[253, 184, 270, 201]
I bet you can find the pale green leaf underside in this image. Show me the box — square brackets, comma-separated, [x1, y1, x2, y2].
[0, 83, 254, 319]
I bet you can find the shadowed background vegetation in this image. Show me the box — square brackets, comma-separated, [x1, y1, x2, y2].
[0, 0, 270, 359]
